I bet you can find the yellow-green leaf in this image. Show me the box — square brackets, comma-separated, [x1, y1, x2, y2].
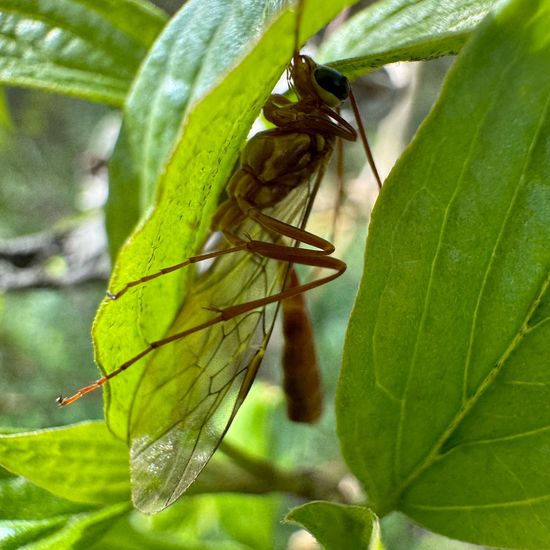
[0, 421, 130, 504]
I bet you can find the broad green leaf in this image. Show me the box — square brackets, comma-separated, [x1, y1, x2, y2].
[0, 0, 166, 106]
[0, 476, 130, 549]
[95, 0, 359, 441]
[339, 0, 550, 548]
[286, 502, 382, 550]
[321, 0, 497, 78]
[0, 421, 130, 504]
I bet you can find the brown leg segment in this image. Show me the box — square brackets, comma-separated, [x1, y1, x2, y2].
[58, 224, 345, 406]
[106, 243, 250, 299]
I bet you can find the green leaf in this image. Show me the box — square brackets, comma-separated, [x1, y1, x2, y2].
[338, 0, 550, 548]
[320, 0, 497, 78]
[21, 503, 130, 550]
[0, 0, 166, 106]
[3, 505, 130, 550]
[0, 421, 130, 504]
[286, 502, 382, 550]
[95, 0, 359, 440]
[107, 0, 290, 254]
[0, 473, 89, 518]
[0, 476, 130, 549]
[105, 0, 359, 254]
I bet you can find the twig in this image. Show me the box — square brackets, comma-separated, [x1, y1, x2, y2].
[184, 439, 351, 503]
[0, 215, 110, 291]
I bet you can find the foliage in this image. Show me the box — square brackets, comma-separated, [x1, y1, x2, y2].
[340, 2, 550, 547]
[1, 0, 549, 548]
[286, 501, 383, 549]
[0, 0, 166, 105]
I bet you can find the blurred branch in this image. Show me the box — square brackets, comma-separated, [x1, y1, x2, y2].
[0, 215, 110, 291]
[185, 440, 354, 504]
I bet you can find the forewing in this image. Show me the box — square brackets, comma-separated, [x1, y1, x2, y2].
[128, 185, 311, 513]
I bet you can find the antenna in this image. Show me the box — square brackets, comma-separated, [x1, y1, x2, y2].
[349, 88, 383, 189]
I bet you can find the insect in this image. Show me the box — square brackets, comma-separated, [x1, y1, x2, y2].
[58, 0, 381, 512]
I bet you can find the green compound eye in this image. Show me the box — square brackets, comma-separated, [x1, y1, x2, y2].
[313, 66, 349, 104]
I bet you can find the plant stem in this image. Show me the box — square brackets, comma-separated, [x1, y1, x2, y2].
[185, 439, 350, 503]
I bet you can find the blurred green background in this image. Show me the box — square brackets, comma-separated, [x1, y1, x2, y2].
[0, 89, 108, 427]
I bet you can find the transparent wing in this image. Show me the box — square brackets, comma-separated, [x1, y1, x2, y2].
[128, 183, 313, 513]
